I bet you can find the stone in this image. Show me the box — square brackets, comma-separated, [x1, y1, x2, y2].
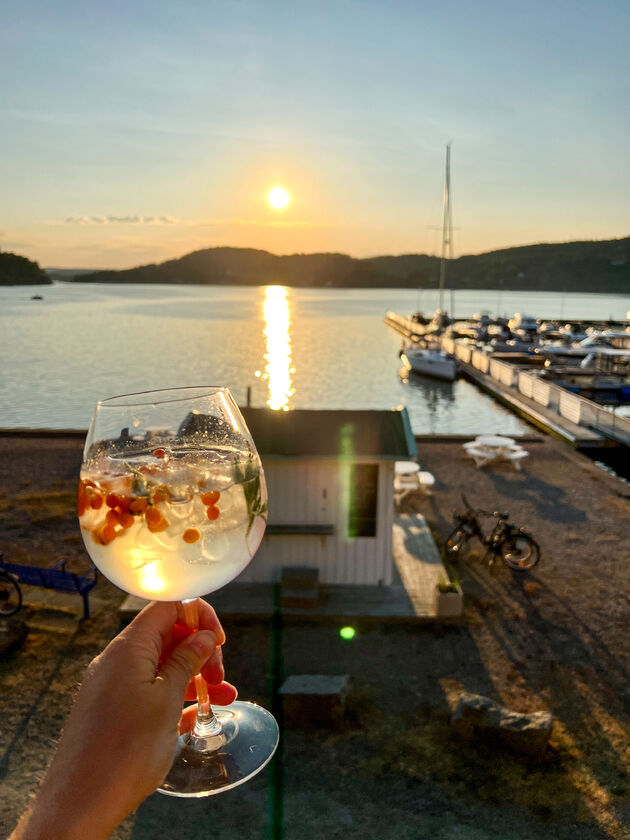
[279, 674, 351, 725]
[451, 692, 553, 757]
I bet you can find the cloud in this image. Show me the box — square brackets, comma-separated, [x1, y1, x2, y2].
[64, 215, 177, 225]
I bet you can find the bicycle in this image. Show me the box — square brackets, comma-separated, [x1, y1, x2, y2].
[0, 567, 23, 617]
[443, 495, 540, 571]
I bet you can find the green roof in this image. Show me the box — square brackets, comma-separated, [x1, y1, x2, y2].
[241, 407, 417, 459]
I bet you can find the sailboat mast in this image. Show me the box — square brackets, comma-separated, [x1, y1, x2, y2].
[439, 143, 453, 313]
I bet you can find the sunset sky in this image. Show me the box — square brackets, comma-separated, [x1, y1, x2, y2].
[1, 0, 628, 269]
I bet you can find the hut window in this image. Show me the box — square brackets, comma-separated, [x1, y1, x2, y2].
[348, 464, 378, 537]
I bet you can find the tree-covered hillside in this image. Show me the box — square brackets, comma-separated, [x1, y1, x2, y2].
[70, 237, 630, 293]
[0, 251, 50, 286]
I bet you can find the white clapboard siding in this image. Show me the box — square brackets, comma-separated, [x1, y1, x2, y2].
[239, 459, 395, 585]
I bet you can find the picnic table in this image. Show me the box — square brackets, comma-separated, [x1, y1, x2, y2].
[462, 436, 529, 471]
[394, 461, 435, 502]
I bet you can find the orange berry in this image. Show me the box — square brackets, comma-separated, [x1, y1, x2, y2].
[130, 498, 149, 513]
[148, 515, 169, 533]
[106, 493, 120, 508]
[206, 505, 220, 521]
[77, 484, 87, 517]
[145, 507, 162, 527]
[201, 491, 221, 506]
[119, 512, 135, 529]
[88, 492, 103, 510]
[146, 507, 169, 532]
[106, 510, 121, 526]
[99, 524, 117, 545]
[182, 528, 201, 544]
[153, 448, 166, 459]
[151, 486, 170, 504]
[116, 495, 132, 512]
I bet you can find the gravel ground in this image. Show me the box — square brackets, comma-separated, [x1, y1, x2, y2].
[0, 432, 628, 840]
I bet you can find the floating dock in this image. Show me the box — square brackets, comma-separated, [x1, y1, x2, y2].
[385, 313, 630, 459]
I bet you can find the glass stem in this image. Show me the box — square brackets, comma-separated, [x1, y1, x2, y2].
[181, 598, 226, 750]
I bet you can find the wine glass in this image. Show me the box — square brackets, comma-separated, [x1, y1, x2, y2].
[78, 386, 278, 797]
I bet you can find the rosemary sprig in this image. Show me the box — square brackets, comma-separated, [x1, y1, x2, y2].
[234, 455, 267, 536]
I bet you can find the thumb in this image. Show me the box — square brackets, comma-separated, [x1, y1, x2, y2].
[158, 630, 217, 695]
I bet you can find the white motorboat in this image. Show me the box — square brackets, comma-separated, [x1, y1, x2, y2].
[401, 346, 457, 381]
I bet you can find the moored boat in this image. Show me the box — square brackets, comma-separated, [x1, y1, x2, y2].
[400, 346, 457, 381]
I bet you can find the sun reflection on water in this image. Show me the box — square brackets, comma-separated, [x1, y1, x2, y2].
[263, 286, 294, 410]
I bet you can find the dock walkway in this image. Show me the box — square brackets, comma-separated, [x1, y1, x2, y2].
[119, 514, 450, 624]
[458, 361, 605, 447]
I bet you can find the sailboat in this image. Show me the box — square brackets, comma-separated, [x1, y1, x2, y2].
[401, 145, 457, 382]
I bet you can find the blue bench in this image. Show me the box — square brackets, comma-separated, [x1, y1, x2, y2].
[0, 557, 98, 620]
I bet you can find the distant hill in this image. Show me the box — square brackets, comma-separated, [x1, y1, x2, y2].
[0, 251, 50, 286]
[61, 237, 630, 293]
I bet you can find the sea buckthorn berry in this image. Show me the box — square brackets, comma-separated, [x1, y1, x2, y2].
[116, 495, 132, 512]
[152, 486, 170, 504]
[183, 528, 201, 544]
[145, 507, 162, 527]
[153, 448, 166, 459]
[106, 510, 121, 526]
[148, 515, 169, 533]
[206, 505, 220, 521]
[100, 524, 117, 545]
[130, 498, 149, 513]
[88, 492, 103, 510]
[119, 512, 135, 529]
[77, 485, 87, 517]
[146, 507, 169, 532]
[201, 491, 221, 506]
[106, 493, 120, 508]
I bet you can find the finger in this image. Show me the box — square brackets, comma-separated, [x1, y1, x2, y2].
[157, 630, 217, 696]
[175, 599, 226, 645]
[200, 644, 224, 685]
[209, 681, 238, 705]
[182, 679, 239, 705]
[182, 646, 223, 699]
[179, 704, 198, 734]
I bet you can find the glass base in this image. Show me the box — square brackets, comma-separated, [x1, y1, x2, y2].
[158, 702, 279, 797]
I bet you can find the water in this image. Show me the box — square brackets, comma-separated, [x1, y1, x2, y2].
[1, 283, 627, 434]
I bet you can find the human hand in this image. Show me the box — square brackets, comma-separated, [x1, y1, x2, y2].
[11, 599, 237, 840]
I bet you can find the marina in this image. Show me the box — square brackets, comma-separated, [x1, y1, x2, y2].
[385, 309, 630, 476]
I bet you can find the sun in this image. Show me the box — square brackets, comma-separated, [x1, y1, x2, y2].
[268, 186, 290, 209]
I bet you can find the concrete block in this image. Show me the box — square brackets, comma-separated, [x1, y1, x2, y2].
[279, 674, 351, 725]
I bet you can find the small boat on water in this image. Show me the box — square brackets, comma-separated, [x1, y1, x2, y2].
[400, 345, 457, 381]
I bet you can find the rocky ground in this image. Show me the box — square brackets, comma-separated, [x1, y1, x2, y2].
[0, 432, 628, 840]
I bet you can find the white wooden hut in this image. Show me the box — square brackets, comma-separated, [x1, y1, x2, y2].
[239, 407, 417, 586]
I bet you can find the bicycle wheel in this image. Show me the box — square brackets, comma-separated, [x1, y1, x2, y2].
[444, 529, 468, 556]
[0, 575, 22, 617]
[501, 534, 540, 570]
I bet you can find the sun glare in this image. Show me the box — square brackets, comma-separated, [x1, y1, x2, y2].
[268, 186, 290, 209]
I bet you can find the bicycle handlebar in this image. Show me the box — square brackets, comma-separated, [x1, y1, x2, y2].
[459, 494, 507, 519]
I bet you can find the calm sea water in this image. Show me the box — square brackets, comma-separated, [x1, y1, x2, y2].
[1, 283, 627, 434]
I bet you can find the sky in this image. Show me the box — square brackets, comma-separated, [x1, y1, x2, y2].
[1, 0, 628, 269]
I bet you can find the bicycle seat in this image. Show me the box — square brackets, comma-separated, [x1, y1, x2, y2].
[493, 511, 509, 520]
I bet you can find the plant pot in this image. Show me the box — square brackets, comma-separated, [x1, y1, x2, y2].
[434, 583, 463, 617]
